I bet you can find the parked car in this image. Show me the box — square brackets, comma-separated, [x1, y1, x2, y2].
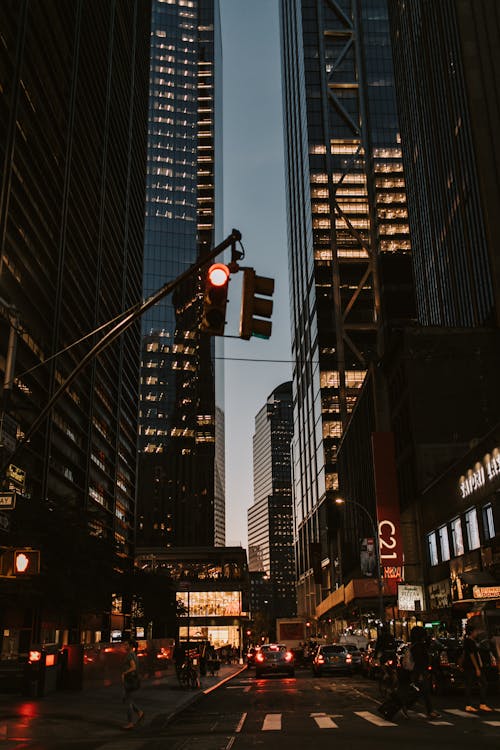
[254, 644, 295, 678]
[312, 644, 355, 676]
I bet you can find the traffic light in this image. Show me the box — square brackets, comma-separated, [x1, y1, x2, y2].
[13, 549, 40, 576]
[239, 268, 274, 340]
[200, 263, 230, 335]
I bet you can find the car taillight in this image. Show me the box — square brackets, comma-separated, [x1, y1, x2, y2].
[317, 655, 325, 664]
[346, 654, 352, 663]
[256, 652, 264, 663]
[285, 651, 293, 662]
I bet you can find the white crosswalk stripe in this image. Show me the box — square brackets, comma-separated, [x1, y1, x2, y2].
[355, 710, 397, 727]
[311, 712, 339, 729]
[445, 709, 480, 719]
[483, 721, 500, 727]
[262, 713, 282, 730]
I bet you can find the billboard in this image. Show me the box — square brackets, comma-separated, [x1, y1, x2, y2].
[372, 432, 403, 567]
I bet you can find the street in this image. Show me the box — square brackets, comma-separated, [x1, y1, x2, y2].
[1, 666, 498, 750]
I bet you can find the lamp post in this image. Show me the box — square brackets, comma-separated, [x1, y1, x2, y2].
[335, 497, 385, 624]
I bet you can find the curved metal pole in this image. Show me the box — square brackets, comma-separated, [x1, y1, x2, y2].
[336, 497, 384, 623]
[1, 229, 242, 477]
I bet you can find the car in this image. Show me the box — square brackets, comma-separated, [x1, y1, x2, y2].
[254, 643, 295, 678]
[312, 644, 355, 676]
[246, 647, 258, 668]
[342, 642, 363, 672]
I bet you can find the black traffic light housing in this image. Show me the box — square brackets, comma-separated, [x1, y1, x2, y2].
[0, 548, 40, 577]
[200, 263, 230, 336]
[239, 268, 275, 340]
[14, 549, 40, 575]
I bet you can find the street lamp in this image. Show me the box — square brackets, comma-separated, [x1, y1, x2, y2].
[335, 497, 385, 623]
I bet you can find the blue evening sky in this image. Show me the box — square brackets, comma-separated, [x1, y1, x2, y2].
[220, 0, 292, 548]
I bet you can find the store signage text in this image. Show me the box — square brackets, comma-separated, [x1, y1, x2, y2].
[459, 448, 500, 499]
[473, 585, 500, 600]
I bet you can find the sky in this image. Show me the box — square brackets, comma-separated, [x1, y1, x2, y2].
[219, 0, 292, 548]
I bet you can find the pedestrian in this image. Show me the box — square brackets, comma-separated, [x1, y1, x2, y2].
[462, 623, 493, 713]
[121, 639, 145, 730]
[408, 626, 440, 719]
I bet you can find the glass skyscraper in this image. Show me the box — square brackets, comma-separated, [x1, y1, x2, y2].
[280, 0, 411, 614]
[248, 382, 296, 619]
[388, 0, 500, 328]
[0, 0, 150, 646]
[137, 0, 225, 548]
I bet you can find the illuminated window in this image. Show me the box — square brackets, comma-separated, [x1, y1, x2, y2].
[427, 532, 438, 566]
[438, 525, 450, 561]
[465, 508, 480, 550]
[483, 503, 496, 541]
[451, 517, 464, 557]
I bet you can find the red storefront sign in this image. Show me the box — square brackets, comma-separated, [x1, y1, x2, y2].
[371, 432, 403, 567]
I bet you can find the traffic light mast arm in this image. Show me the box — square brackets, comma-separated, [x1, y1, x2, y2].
[0, 229, 242, 478]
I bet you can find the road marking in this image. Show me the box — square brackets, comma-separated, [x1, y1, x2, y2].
[310, 712, 338, 729]
[235, 712, 247, 732]
[355, 710, 397, 727]
[225, 737, 236, 750]
[445, 709, 480, 719]
[483, 721, 500, 727]
[429, 721, 453, 726]
[262, 713, 282, 731]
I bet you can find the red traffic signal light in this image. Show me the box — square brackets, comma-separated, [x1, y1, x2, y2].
[201, 263, 230, 335]
[13, 549, 40, 575]
[239, 268, 274, 340]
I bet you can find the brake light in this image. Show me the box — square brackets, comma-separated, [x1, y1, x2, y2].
[346, 654, 352, 663]
[29, 650, 42, 663]
[284, 651, 293, 662]
[317, 655, 325, 664]
[256, 652, 264, 663]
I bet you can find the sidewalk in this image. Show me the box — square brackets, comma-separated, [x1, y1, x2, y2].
[0, 662, 247, 744]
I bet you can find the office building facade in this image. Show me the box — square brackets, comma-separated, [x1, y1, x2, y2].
[0, 0, 150, 650]
[388, 0, 500, 327]
[248, 382, 296, 619]
[137, 0, 225, 548]
[279, 0, 411, 615]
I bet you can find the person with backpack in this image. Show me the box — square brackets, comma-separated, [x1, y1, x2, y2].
[462, 623, 493, 713]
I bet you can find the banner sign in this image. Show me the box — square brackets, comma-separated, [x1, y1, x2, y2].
[398, 584, 424, 612]
[372, 432, 404, 566]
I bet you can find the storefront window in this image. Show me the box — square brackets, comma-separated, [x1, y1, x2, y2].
[427, 531, 438, 566]
[465, 508, 480, 550]
[438, 525, 450, 562]
[482, 503, 496, 540]
[451, 517, 464, 557]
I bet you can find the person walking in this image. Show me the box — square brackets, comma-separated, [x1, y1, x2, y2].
[408, 626, 440, 719]
[121, 639, 145, 730]
[463, 623, 493, 713]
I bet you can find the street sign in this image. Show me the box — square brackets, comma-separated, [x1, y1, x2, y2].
[7, 464, 25, 487]
[0, 512, 10, 532]
[0, 492, 16, 509]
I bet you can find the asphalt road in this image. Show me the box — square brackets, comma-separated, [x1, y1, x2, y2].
[163, 667, 500, 750]
[2, 667, 499, 749]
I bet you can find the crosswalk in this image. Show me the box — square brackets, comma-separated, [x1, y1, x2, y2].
[246, 709, 500, 732]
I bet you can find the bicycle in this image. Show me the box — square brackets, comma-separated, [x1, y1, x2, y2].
[179, 658, 200, 689]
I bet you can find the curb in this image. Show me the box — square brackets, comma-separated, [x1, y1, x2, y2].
[160, 665, 248, 728]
